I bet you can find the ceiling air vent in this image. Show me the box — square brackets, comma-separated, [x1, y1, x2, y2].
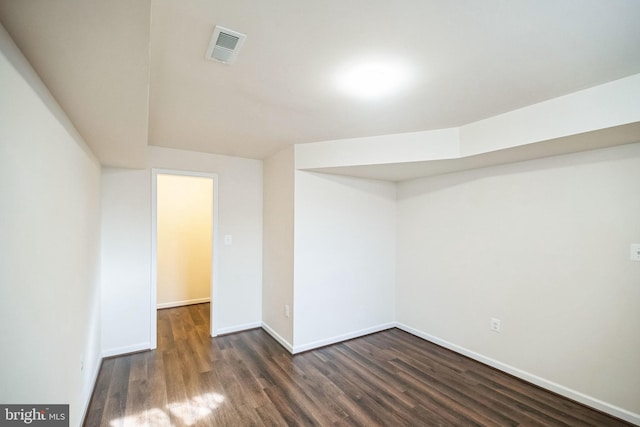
[205, 26, 246, 64]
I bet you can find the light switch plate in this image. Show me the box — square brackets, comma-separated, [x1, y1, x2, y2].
[631, 244, 640, 261]
[224, 234, 233, 246]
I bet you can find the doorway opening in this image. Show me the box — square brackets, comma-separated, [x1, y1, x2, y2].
[151, 169, 219, 349]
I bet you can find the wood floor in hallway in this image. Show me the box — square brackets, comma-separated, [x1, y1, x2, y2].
[84, 303, 633, 426]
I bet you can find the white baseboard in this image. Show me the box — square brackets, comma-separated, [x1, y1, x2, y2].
[93, 321, 638, 424]
[101, 342, 150, 358]
[395, 322, 640, 426]
[292, 322, 395, 354]
[215, 321, 261, 336]
[157, 297, 211, 309]
[261, 322, 294, 353]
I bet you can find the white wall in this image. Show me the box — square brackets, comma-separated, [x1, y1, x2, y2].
[262, 147, 295, 348]
[101, 168, 152, 355]
[293, 171, 396, 352]
[295, 127, 460, 169]
[101, 146, 263, 355]
[157, 174, 212, 307]
[0, 23, 102, 426]
[295, 74, 640, 175]
[460, 73, 640, 156]
[396, 143, 640, 420]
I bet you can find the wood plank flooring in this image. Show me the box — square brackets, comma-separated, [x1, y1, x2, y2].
[84, 304, 634, 426]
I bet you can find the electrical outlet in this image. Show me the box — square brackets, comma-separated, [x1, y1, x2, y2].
[284, 304, 290, 318]
[630, 244, 640, 261]
[490, 318, 501, 333]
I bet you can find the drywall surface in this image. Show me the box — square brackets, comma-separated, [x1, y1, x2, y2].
[101, 146, 262, 354]
[0, 0, 152, 168]
[295, 74, 640, 182]
[157, 174, 212, 307]
[101, 167, 152, 355]
[396, 143, 640, 419]
[295, 127, 460, 169]
[460, 73, 640, 157]
[262, 147, 295, 348]
[293, 171, 396, 351]
[0, 23, 102, 426]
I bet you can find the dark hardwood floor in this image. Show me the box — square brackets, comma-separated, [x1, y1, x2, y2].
[84, 303, 633, 426]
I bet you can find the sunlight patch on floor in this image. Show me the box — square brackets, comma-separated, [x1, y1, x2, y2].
[109, 392, 226, 427]
[109, 408, 170, 427]
[166, 392, 226, 425]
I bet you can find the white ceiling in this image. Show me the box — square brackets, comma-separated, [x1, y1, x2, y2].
[0, 0, 150, 167]
[306, 122, 640, 182]
[2, 1, 640, 166]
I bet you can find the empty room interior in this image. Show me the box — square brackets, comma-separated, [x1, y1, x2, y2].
[1, 1, 640, 426]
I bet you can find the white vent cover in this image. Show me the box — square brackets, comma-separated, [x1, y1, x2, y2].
[205, 26, 246, 64]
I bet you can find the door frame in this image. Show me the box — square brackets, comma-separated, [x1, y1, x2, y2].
[150, 168, 220, 349]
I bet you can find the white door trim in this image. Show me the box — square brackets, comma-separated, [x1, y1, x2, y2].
[151, 168, 220, 349]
